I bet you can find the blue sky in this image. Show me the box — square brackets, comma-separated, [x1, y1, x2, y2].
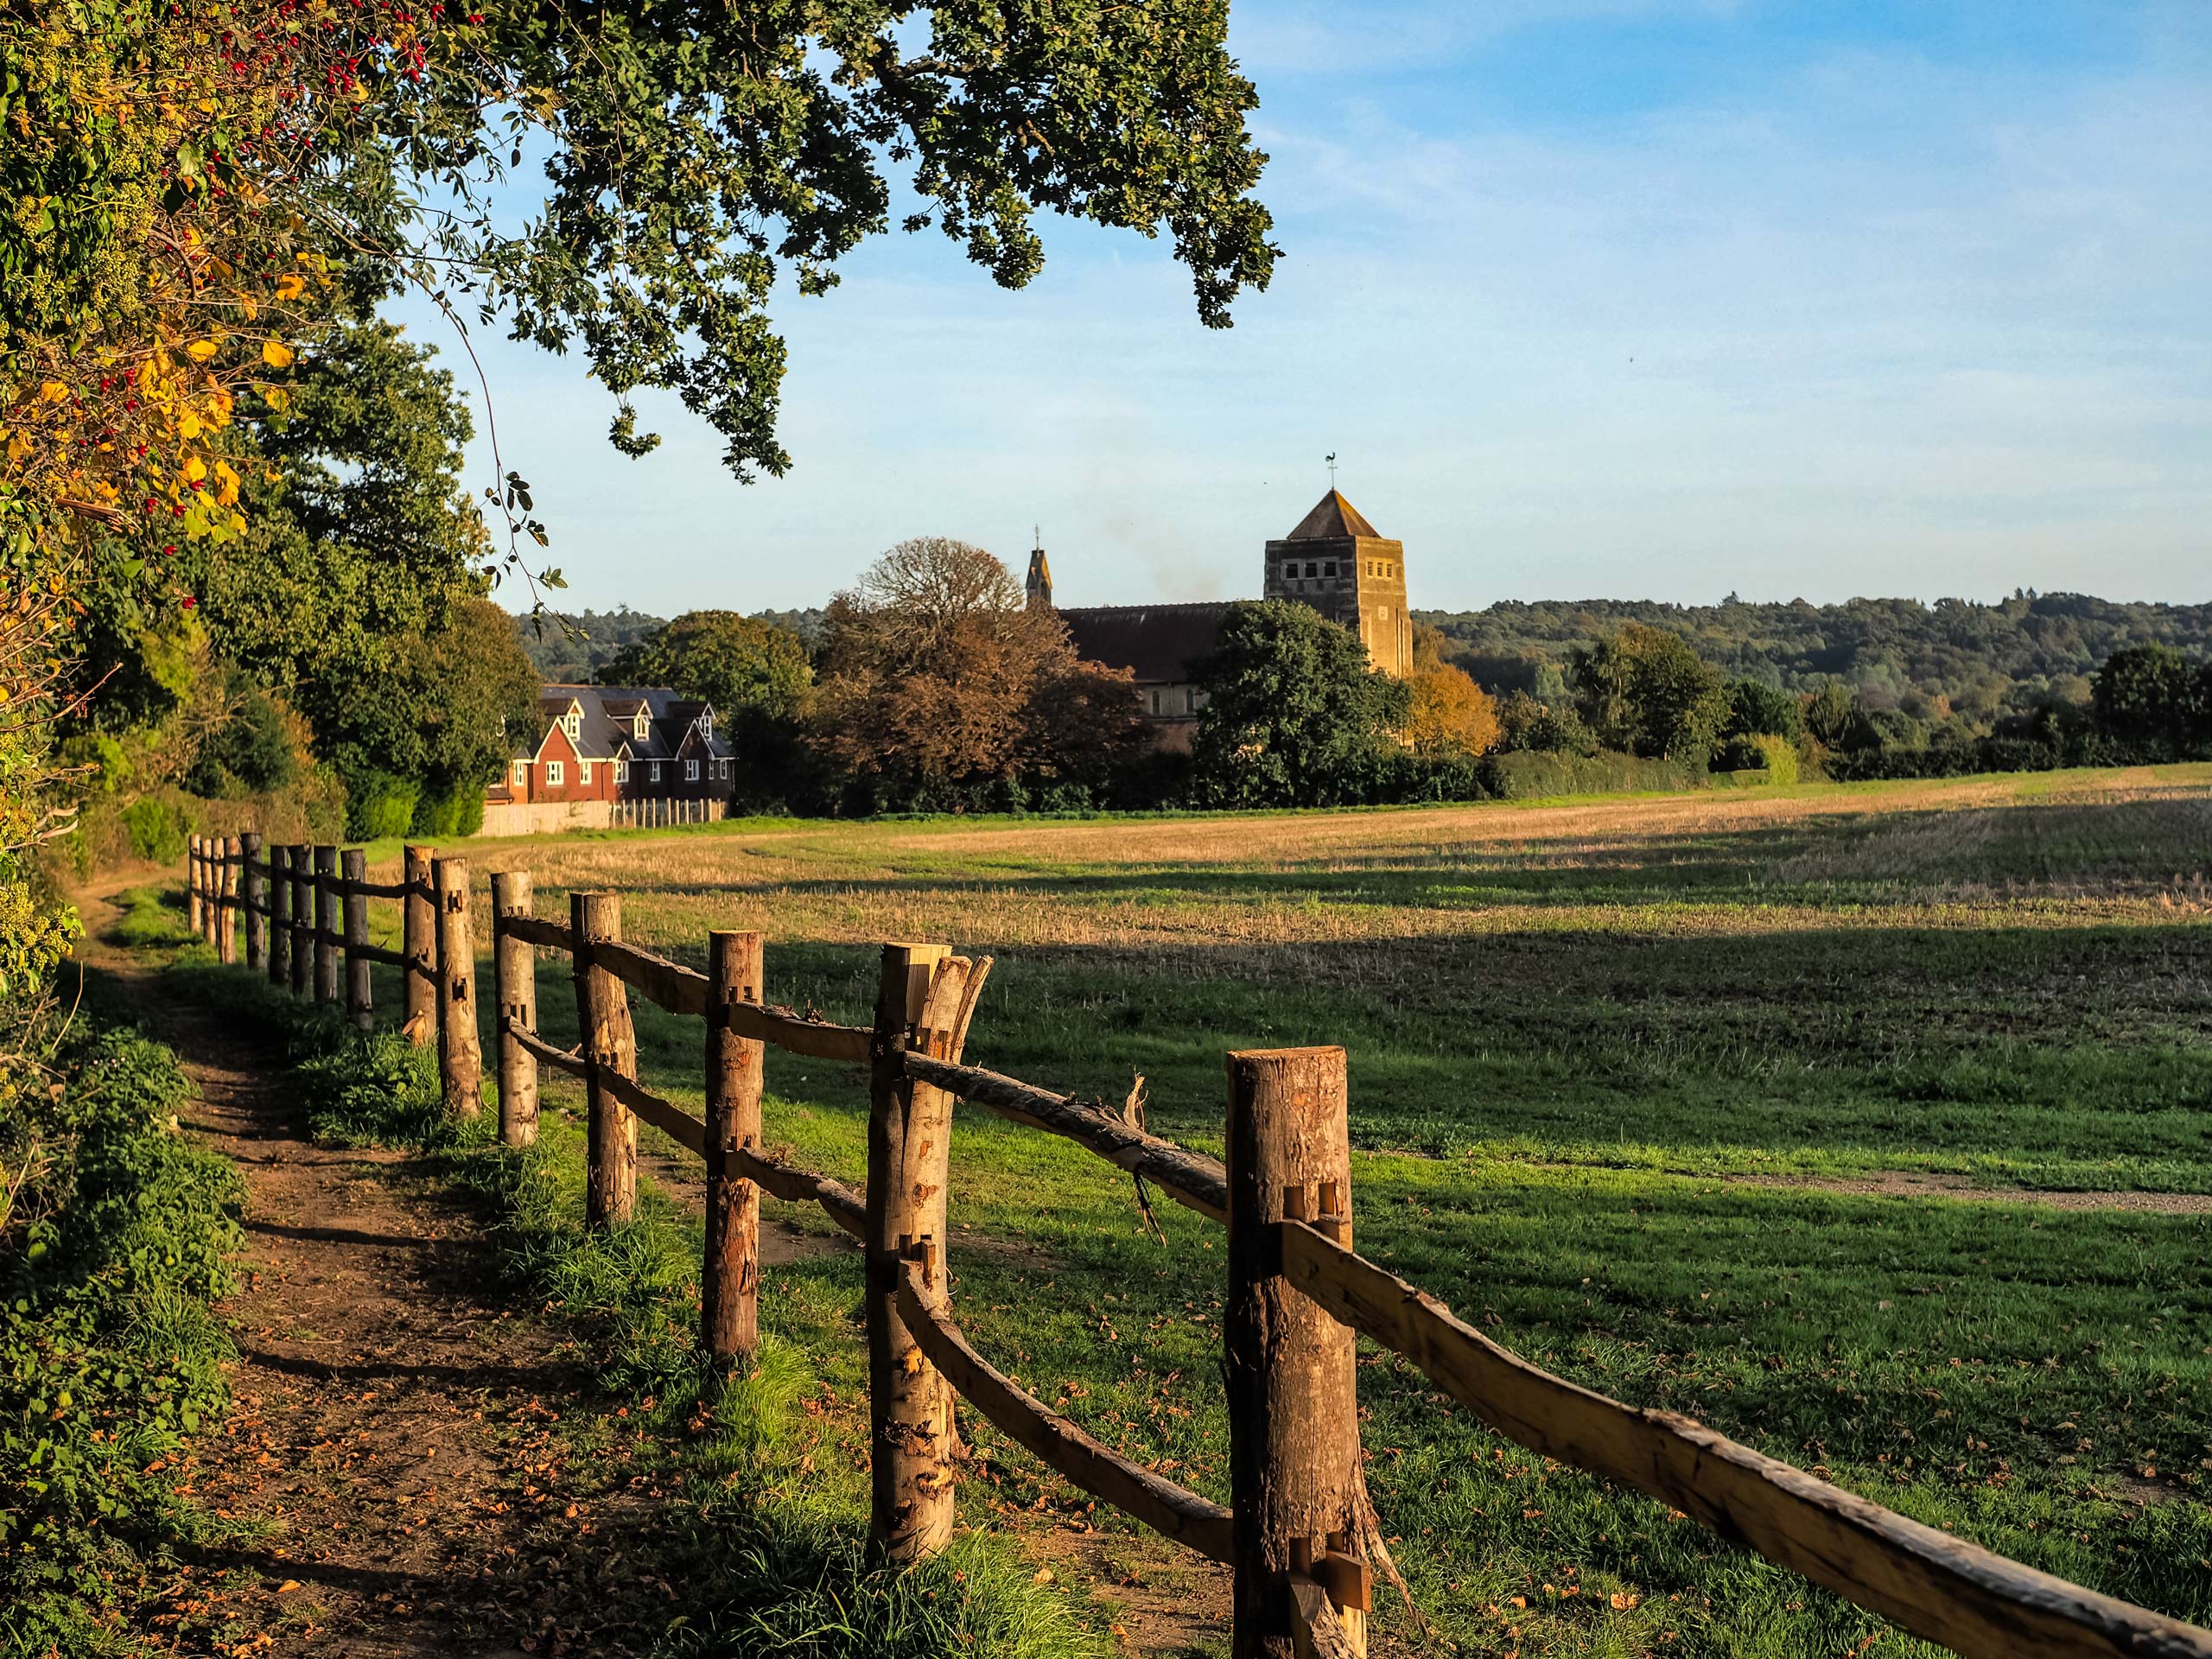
[385, 1, 2212, 616]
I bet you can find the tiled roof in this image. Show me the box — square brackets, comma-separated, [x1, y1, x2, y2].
[535, 683, 733, 761]
[1282, 489, 1382, 542]
[1059, 603, 1229, 686]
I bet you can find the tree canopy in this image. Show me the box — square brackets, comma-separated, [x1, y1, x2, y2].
[1191, 601, 1408, 807]
[1569, 624, 1728, 760]
[599, 612, 813, 726]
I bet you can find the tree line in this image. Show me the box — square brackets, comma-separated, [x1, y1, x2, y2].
[577, 557, 2212, 817]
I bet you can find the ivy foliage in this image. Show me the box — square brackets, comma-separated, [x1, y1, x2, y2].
[0, 1027, 241, 1652]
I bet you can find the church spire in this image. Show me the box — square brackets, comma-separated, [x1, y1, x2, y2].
[1025, 527, 1053, 609]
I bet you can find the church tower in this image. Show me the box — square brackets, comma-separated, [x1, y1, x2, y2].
[1262, 490, 1411, 676]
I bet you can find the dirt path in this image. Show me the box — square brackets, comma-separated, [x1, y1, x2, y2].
[75, 883, 677, 1658]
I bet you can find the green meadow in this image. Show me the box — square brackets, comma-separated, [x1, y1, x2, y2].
[301, 767, 2212, 1653]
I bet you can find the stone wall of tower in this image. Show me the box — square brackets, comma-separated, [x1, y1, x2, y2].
[1262, 534, 1411, 677]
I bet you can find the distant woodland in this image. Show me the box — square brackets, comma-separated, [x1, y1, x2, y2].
[1419, 592, 2212, 722]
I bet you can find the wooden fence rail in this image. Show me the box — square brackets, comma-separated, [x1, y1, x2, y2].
[183, 844, 2212, 1659]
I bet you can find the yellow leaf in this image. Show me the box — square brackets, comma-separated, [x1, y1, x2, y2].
[178, 411, 201, 439]
[261, 387, 289, 413]
[187, 340, 218, 362]
[238, 296, 257, 321]
[262, 340, 295, 369]
[213, 461, 239, 505]
[275, 274, 305, 301]
[181, 456, 207, 483]
[275, 1580, 301, 1593]
[229, 512, 247, 534]
[39, 380, 68, 403]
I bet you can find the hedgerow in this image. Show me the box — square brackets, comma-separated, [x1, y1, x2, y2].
[0, 1026, 241, 1657]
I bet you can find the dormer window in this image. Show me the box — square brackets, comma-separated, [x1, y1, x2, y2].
[699, 709, 712, 738]
[634, 713, 649, 740]
[563, 711, 581, 740]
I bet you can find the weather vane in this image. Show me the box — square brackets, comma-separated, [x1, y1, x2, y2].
[1325, 451, 1338, 488]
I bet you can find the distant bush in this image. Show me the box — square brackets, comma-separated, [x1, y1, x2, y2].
[409, 785, 485, 840]
[119, 798, 189, 863]
[1752, 733, 1799, 785]
[346, 772, 420, 841]
[1478, 750, 1707, 800]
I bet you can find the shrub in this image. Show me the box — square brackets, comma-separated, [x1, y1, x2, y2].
[119, 798, 189, 864]
[346, 772, 420, 840]
[410, 785, 486, 839]
[1479, 749, 1707, 799]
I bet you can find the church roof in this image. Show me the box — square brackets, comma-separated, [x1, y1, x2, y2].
[1059, 602, 1230, 687]
[1284, 489, 1382, 542]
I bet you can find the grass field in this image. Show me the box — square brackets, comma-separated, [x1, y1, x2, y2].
[315, 767, 2212, 1655]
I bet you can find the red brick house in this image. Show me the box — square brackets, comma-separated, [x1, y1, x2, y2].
[486, 685, 738, 813]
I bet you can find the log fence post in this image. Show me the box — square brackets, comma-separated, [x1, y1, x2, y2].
[267, 845, 291, 988]
[218, 836, 240, 963]
[434, 857, 482, 1116]
[865, 941, 976, 1563]
[341, 849, 373, 1032]
[1224, 1046, 1369, 1659]
[242, 832, 265, 970]
[289, 843, 313, 998]
[185, 836, 201, 938]
[491, 870, 538, 1147]
[571, 892, 637, 1226]
[312, 845, 339, 1002]
[403, 844, 436, 1046]
[703, 929, 766, 1364]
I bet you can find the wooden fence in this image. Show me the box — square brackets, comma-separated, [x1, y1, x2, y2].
[184, 833, 2212, 1659]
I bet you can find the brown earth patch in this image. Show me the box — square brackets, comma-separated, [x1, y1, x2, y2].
[1728, 1169, 2212, 1214]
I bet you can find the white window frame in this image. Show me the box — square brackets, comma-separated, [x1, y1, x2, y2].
[685, 758, 701, 782]
[579, 760, 593, 784]
[512, 760, 527, 786]
[563, 712, 581, 739]
[651, 760, 663, 783]
[615, 760, 629, 784]
[546, 760, 565, 785]
[634, 713, 649, 739]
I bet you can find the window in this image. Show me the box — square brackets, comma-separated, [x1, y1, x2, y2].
[651, 760, 663, 783]
[634, 713, 649, 739]
[1305, 562, 1318, 578]
[700, 710, 712, 737]
[1282, 562, 1297, 580]
[615, 760, 629, 784]
[1324, 562, 1337, 578]
[579, 760, 593, 784]
[685, 758, 701, 782]
[719, 758, 731, 779]
[512, 760, 527, 785]
[563, 712, 581, 739]
[546, 760, 565, 785]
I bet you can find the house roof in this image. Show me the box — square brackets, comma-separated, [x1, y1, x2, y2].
[532, 683, 733, 762]
[1059, 603, 1230, 686]
[1283, 489, 1381, 542]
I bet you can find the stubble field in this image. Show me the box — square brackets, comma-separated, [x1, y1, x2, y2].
[362, 766, 2212, 1656]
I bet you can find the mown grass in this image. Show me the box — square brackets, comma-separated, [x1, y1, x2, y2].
[226, 766, 2212, 1654]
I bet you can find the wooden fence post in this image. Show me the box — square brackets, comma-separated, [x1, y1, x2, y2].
[865, 941, 977, 1563]
[312, 845, 339, 1002]
[267, 845, 291, 988]
[491, 870, 538, 1147]
[242, 832, 264, 970]
[185, 836, 201, 938]
[218, 836, 240, 963]
[403, 844, 436, 1046]
[434, 857, 482, 1117]
[289, 843, 313, 998]
[341, 849, 373, 1032]
[1224, 1046, 1368, 1659]
[571, 893, 637, 1227]
[704, 929, 766, 1364]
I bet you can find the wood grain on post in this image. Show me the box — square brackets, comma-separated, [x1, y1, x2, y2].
[434, 857, 482, 1116]
[312, 845, 339, 1002]
[340, 849, 373, 1032]
[241, 833, 264, 969]
[571, 893, 637, 1226]
[866, 943, 977, 1563]
[402, 844, 436, 1046]
[218, 836, 241, 963]
[1225, 1046, 1366, 1659]
[289, 844, 313, 997]
[703, 929, 766, 1364]
[266, 845, 291, 987]
[490, 870, 538, 1147]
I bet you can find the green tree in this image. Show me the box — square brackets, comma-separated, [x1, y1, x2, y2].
[601, 611, 812, 726]
[1191, 601, 1408, 807]
[1723, 679, 1802, 741]
[2092, 644, 2208, 753]
[1569, 624, 1727, 760]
